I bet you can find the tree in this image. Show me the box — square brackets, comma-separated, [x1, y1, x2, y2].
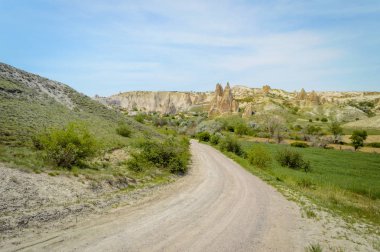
[259, 114, 286, 143]
[329, 121, 343, 143]
[350, 130, 368, 151]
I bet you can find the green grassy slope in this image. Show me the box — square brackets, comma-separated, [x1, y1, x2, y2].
[234, 141, 380, 224]
[0, 63, 188, 184]
[0, 76, 151, 148]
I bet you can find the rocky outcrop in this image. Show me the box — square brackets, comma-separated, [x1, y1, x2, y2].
[98, 83, 380, 120]
[243, 104, 254, 117]
[0, 63, 75, 109]
[98, 91, 213, 114]
[262, 85, 271, 94]
[209, 83, 239, 116]
[296, 88, 320, 105]
[308, 91, 320, 105]
[296, 88, 307, 100]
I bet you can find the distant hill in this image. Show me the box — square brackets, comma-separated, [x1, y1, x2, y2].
[98, 83, 380, 128]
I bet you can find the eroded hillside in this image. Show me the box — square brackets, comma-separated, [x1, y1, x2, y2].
[98, 83, 380, 129]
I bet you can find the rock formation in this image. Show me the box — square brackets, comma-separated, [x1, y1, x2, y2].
[97, 91, 213, 115]
[243, 104, 255, 118]
[308, 90, 320, 105]
[97, 83, 380, 120]
[262, 85, 271, 94]
[208, 83, 239, 116]
[296, 88, 320, 105]
[296, 88, 307, 100]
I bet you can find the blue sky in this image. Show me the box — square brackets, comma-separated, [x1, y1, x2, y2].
[1, 0, 379, 96]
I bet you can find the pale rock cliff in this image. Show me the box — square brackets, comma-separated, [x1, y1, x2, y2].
[97, 91, 213, 114]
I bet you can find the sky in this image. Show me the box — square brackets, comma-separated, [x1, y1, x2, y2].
[1, 0, 379, 96]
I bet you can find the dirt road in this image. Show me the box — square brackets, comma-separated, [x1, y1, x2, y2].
[3, 140, 307, 251]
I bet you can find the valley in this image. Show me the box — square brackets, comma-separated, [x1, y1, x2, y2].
[1, 63, 380, 251]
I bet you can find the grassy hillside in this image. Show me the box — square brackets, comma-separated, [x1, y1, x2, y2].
[0, 77, 149, 147]
[0, 63, 189, 184]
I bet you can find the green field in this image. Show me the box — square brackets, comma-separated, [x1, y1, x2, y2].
[226, 140, 380, 225]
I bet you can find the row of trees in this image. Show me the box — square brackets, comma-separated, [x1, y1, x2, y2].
[259, 113, 371, 150]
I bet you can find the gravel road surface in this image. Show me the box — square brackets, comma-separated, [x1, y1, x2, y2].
[3, 140, 306, 251]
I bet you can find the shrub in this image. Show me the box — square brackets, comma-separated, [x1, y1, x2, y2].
[128, 137, 190, 174]
[195, 120, 223, 134]
[36, 122, 98, 168]
[367, 142, 380, 148]
[134, 114, 145, 123]
[293, 124, 303, 131]
[247, 146, 272, 168]
[116, 123, 132, 137]
[153, 116, 168, 127]
[219, 135, 244, 156]
[276, 148, 311, 172]
[321, 118, 328, 122]
[290, 142, 309, 148]
[305, 243, 323, 252]
[126, 155, 148, 172]
[309, 119, 313, 122]
[196, 131, 211, 142]
[210, 134, 221, 145]
[234, 122, 249, 136]
[305, 125, 322, 136]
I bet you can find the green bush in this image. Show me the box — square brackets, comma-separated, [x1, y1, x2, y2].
[210, 134, 221, 145]
[321, 118, 328, 122]
[196, 131, 211, 142]
[305, 125, 322, 135]
[127, 137, 190, 174]
[134, 113, 145, 123]
[367, 142, 380, 148]
[219, 135, 245, 156]
[276, 148, 311, 172]
[195, 120, 223, 134]
[36, 122, 98, 168]
[116, 123, 132, 137]
[234, 122, 249, 136]
[290, 142, 309, 148]
[247, 146, 272, 168]
[126, 154, 151, 172]
[293, 124, 303, 131]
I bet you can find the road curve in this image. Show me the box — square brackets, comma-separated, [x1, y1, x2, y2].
[5, 140, 306, 251]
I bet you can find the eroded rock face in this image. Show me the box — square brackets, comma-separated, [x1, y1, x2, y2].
[309, 91, 320, 104]
[0, 63, 75, 109]
[209, 83, 239, 116]
[297, 88, 307, 100]
[243, 104, 254, 118]
[98, 91, 213, 114]
[296, 88, 321, 105]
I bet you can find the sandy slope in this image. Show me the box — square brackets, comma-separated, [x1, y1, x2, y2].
[2, 140, 309, 251]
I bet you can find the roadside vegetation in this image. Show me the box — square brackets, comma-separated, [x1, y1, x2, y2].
[220, 140, 380, 225]
[0, 76, 190, 192]
[173, 107, 380, 226]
